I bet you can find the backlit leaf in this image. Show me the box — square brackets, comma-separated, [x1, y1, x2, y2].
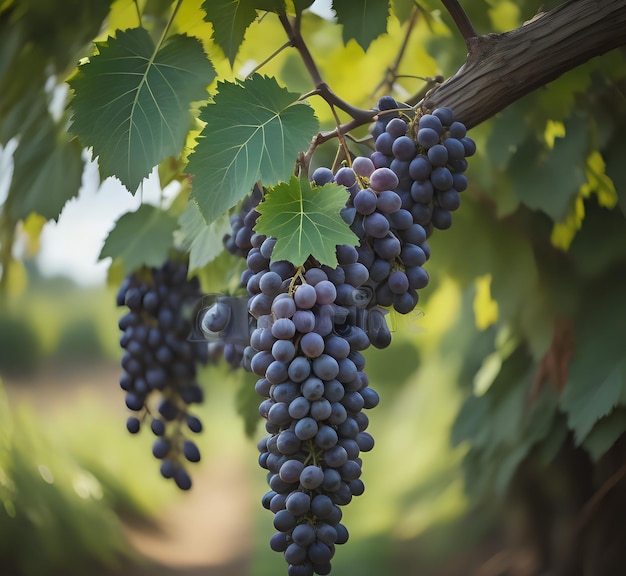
[332, 0, 390, 51]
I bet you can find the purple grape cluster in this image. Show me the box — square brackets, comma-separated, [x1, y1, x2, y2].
[247, 241, 380, 576]
[117, 259, 208, 490]
[311, 98, 474, 317]
[329, 157, 431, 315]
[370, 97, 475, 234]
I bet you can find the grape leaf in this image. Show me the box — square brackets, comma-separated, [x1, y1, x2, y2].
[254, 175, 358, 267]
[562, 361, 624, 444]
[236, 371, 263, 438]
[203, 0, 258, 67]
[99, 204, 178, 275]
[202, 1, 287, 65]
[332, 0, 391, 51]
[392, 0, 416, 22]
[582, 407, 626, 462]
[68, 27, 215, 193]
[186, 74, 319, 224]
[510, 112, 587, 221]
[560, 277, 626, 443]
[177, 200, 231, 271]
[8, 107, 84, 222]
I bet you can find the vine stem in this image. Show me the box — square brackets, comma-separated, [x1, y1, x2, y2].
[278, 13, 374, 125]
[424, 0, 626, 128]
[441, 0, 478, 41]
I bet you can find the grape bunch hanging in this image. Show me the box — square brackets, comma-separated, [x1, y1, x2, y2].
[116, 97, 474, 575]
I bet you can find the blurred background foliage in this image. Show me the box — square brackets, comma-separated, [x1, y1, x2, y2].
[1, 0, 625, 575]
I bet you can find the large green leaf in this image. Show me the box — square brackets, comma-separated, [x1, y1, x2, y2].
[332, 0, 391, 51]
[186, 74, 319, 224]
[68, 27, 215, 193]
[99, 204, 178, 275]
[255, 175, 358, 267]
[177, 200, 231, 271]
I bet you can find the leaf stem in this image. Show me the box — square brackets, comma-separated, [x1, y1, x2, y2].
[441, 0, 478, 41]
[246, 41, 292, 79]
[160, 0, 184, 46]
[328, 104, 353, 169]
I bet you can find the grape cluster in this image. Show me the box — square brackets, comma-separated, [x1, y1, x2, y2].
[370, 97, 475, 233]
[189, 96, 473, 574]
[327, 158, 431, 315]
[117, 259, 208, 490]
[311, 98, 474, 317]
[245, 239, 378, 575]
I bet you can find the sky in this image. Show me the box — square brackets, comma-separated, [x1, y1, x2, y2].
[2, 0, 335, 288]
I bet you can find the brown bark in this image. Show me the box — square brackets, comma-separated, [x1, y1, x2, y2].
[423, 0, 626, 129]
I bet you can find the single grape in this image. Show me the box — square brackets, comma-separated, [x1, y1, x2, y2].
[391, 135, 416, 162]
[417, 127, 440, 149]
[369, 167, 399, 193]
[427, 144, 448, 167]
[311, 166, 335, 186]
[334, 166, 357, 188]
[352, 156, 375, 178]
[353, 189, 377, 215]
[385, 117, 408, 138]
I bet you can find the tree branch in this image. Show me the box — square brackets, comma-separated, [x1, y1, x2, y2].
[423, 0, 626, 128]
[441, 0, 478, 41]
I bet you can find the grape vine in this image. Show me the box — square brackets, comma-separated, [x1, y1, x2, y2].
[100, 3, 480, 573]
[1, 0, 617, 574]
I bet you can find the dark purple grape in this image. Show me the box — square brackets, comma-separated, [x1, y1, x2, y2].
[312, 166, 335, 186]
[417, 127, 440, 148]
[444, 137, 466, 161]
[431, 206, 453, 229]
[427, 144, 448, 167]
[391, 135, 416, 161]
[432, 107, 455, 127]
[409, 154, 431, 180]
[353, 189, 377, 215]
[418, 113, 443, 134]
[431, 166, 453, 191]
[448, 121, 467, 139]
[385, 117, 408, 137]
[437, 188, 461, 211]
